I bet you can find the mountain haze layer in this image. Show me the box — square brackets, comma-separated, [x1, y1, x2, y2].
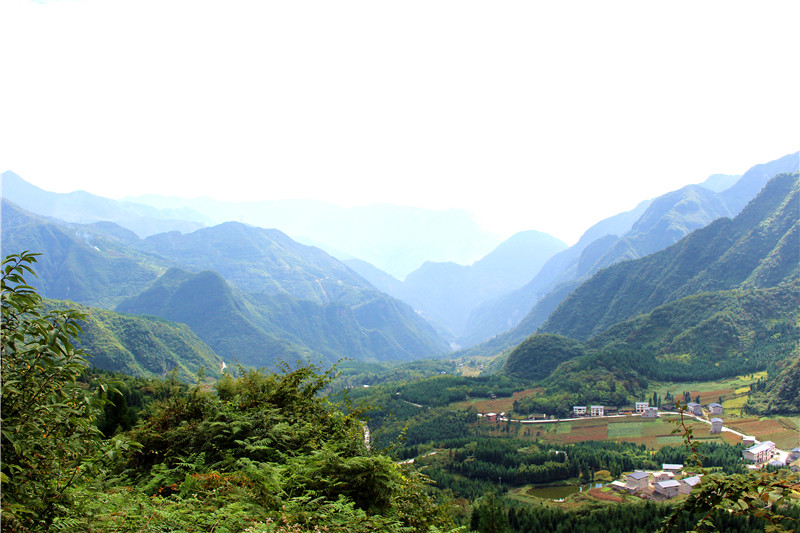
[347, 230, 567, 340]
[0, 171, 206, 237]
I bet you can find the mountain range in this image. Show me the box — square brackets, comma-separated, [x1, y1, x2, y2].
[499, 173, 798, 414]
[1, 199, 450, 369]
[458, 151, 799, 352]
[2, 151, 797, 387]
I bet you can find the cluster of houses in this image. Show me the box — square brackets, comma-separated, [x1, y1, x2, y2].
[610, 464, 701, 499]
[570, 400, 730, 421]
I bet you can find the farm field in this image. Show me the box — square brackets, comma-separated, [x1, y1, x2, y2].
[451, 388, 542, 414]
[723, 416, 800, 449]
[644, 372, 766, 411]
[475, 412, 798, 451]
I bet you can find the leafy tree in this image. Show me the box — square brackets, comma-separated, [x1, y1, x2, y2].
[0, 252, 128, 530]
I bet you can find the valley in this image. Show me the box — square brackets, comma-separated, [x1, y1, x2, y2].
[1, 158, 798, 532]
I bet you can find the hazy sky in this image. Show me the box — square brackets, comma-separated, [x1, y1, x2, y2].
[2, 0, 798, 245]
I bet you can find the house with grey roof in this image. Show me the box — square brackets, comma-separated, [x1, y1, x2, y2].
[743, 441, 775, 464]
[654, 479, 681, 498]
[679, 475, 702, 495]
[708, 403, 723, 416]
[625, 471, 650, 492]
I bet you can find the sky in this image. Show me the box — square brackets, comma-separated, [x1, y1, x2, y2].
[2, 0, 799, 245]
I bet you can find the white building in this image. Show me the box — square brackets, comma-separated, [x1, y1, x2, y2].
[710, 418, 723, 433]
[708, 403, 723, 416]
[743, 441, 776, 464]
[662, 464, 683, 474]
[635, 401, 649, 414]
[590, 405, 604, 417]
[573, 406, 587, 416]
[686, 402, 702, 416]
[742, 435, 756, 447]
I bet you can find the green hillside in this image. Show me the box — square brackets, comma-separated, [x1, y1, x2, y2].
[117, 268, 450, 368]
[541, 173, 799, 341]
[43, 299, 222, 382]
[504, 281, 799, 413]
[142, 221, 372, 300]
[115, 269, 311, 367]
[1, 200, 167, 308]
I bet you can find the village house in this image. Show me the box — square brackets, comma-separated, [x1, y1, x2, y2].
[654, 471, 675, 483]
[654, 479, 681, 499]
[573, 406, 587, 416]
[686, 402, 702, 416]
[789, 447, 800, 462]
[679, 475, 702, 495]
[662, 463, 683, 474]
[625, 471, 650, 492]
[590, 405, 604, 417]
[742, 435, 756, 447]
[485, 413, 497, 422]
[642, 407, 659, 418]
[743, 441, 776, 464]
[710, 418, 723, 433]
[708, 403, 723, 416]
[635, 401, 649, 414]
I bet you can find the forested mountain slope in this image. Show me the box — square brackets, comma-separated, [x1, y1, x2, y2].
[140, 221, 373, 301]
[45, 299, 224, 381]
[3, 202, 450, 367]
[541, 172, 799, 340]
[1, 199, 167, 308]
[461, 152, 799, 347]
[116, 268, 450, 367]
[504, 280, 799, 414]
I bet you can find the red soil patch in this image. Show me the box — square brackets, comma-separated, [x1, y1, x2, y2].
[688, 388, 735, 404]
[453, 388, 540, 413]
[588, 487, 623, 502]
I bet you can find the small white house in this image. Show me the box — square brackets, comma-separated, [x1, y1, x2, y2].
[573, 406, 587, 416]
[710, 418, 723, 434]
[635, 401, 649, 414]
[642, 407, 659, 418]
[654, 479, 681, 499]
[590, 405, 604, 417]
[662, 464, 683, 474]
[708, 403, 723, 416]
[679, 475, 702, 495]
[743, 441, 776, 464]
[742, 435, 756, 447]
[625, 471, 650, 492]
[485, 412, 497, 422]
